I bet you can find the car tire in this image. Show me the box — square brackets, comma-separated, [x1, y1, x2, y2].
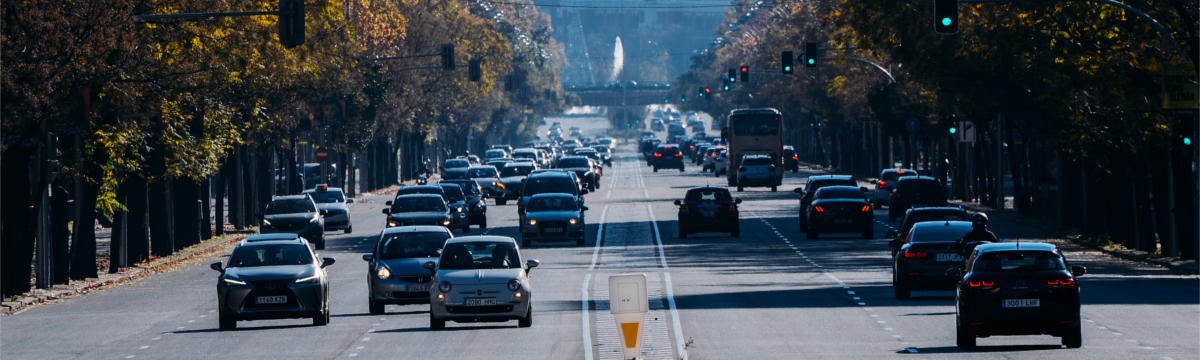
[770, 185, 777, 192]
[218, 315, 237, 330]
[518, 306, 533, 328]
[679, 225, 688, 238]
[369, 298, 385, 315]
[344, 226, 353, 234]
[461, 227, 470, 234]
[861, 229, 873, 239]
[522, 238, 531, 248]
[653, 166, 659, 172]
[313, 308, 329, 326]
[679, 167, 685, 173]
[575, 238, 584, 246]
[1062, 325, 1082, 348]
[430, 312, 446, 330]
[496, 198, 507, 205]
[807, 230, 818, 239]
[956, 321, 976, 349]
[893, 283, 911, 299]
[731, 225, 740, 238]
[792, 168, 798, 173]
[737, 185, 744, 192]
[480, 216, 488, 229]
[315, 236, 326, 250]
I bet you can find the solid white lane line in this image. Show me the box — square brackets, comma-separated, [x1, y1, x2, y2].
[663, 273, 688, 360]
[643, 189, 649, 198]
[589, 205, 611, 271]
[582, 274, 594, 360]
[647, 204, 667, 269]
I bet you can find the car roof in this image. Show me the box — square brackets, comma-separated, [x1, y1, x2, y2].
[467, 165, 498, 170]
[559, 156, 588, 160]
[445, 235, 517, 244]
[394, 194, 445, 199]
[898, 175, 938, 181]
[382, 226, 451, 234]
[816, 185, 861, 192]
[882, 168, 918, 174]
[975, 242, 1057, 252]
[271, 195, 310, 201]
[807, 175, 854, 181]
[504, 163, 535, 168]
[742, 154, 770, 158]
[302, 187, 342, 193]
[911, 220, 974, 229]
[245, 233, 301, 242]
[399, 185, 443, 191]
[687, 186, 730, 192]
[729, 108, 781, 116]
[905, 206, 967, 214]
[529, 171, 572, 178]
[530, 193, 575, 198]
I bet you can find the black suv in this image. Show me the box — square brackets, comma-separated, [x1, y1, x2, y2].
[652, 145, 685, 172]
[886, 207, 972, 256]
[887, 176, 947, 221]
[675, 187, 741, 238]
[782, 146, 799, 172]
[794, 175, 857, 231]
[805, 186, 873, 239]
[260, 195, 327, 249]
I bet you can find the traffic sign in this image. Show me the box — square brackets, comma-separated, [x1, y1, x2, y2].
[608, 274, 648, 360]
[314, 146, 331, 162]
[1162, 63, 1198, 109]
[906, 118, 921, 133]
[958, 121, 976, 143]
[926, 112, 940, 126]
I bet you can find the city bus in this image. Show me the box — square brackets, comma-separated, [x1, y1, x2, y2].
[725, 108, 785, 186]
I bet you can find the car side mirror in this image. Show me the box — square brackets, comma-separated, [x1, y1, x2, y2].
[424, 261, 437, 275]
[792, 188, 804, 194]
[1071, 265, 1086, 276]
[210, 261, 223, 272]
[347, 198, 355, 204]
[860, 187, 869, 193]
[735, 198, 743, 204]
[362, 254, 373, 262]
[887, 239, 900, 248]
[870, 180, 878, 185]
[320, 257, 336, 268]
[885, 231, 897, 239]
[674, 200, 682, 206]
[580, 189, 589, 195]
[946, 268, 962, 279]
[381, 208, 390, 214]
[526, 259, 540, 271]
[385, 201, 393, 206]
[581, 206, 589, 211]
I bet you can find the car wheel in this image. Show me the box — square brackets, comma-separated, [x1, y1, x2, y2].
[792, 168, 798, 173]
[518, 306, 533, 328]
[313, 308, 329, 326]
[807, 230, 818, 239]
[861, 229, 873, 239]
[893, 283, 911, 299]
[496, 198, 507, 205]
[731, 225, 740, 238]
[770, 185, 777, 192]
[430, 312, 446, 330]
[575, 238, 584, 246]
[1061, 324, 1082, 348]
[956, 321, 976, 349]
[344, 226, 353, 234]
[480, 216, 488, 229]
[315, 236, 326, 250]
[737, 185, 744, 192]
[218, 314, 237, 330]
[679, 167, 685, 173]
[679, 225, 688, 238]
[369, 298, 384, 315]
[653, 166, 659, 172]
[522, 239, 531, 248]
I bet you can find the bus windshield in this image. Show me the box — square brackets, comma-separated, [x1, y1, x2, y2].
[732, 115, 780, 136]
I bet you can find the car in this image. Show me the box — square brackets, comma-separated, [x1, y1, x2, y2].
[259, 195, 327, 249]
[693, 144, 711, 165]
[888, 176, 948, 221]
[675, 187, 741, 238]
[592, 146, 613, 167]
[363, 226, 453, 314]
[438, 184, 473, 233]
[804, 186, 873, 239]
[520, 193, 588, 246]
[211, 234, 335, 330]
[951, 242, 1086, 349]
[495, 163, 536, 205]
[511, 148, 541, 165]
[486, 158, 513, 172]
[890, 221, 975, 299]
[426, 236, 538, 329]
[795, 175, 858, 231]
[652, 145, 685, 172]
[464, 165, 504, 199]
[885, 207, 972, 256]
[382, 194, 453, 228]
[439, 180, 488, 229]
[871, 169, 918, 206]
[702, 146, 723, 172]
[395, 185, 446, 198]
[490, 144, 514, 154]
[782, 146, 799, 172]
[302, 185, 352, 234]
[651, 121, 665, 132]
[735, 155, 777, 191]
[555, 156, 599, 191]
[442, 158, 471, 179]
[519, 171, 586, 219]
[713, 150, 729, 176]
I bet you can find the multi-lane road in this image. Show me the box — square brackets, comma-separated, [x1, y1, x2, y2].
[3, 116, 1197, 359]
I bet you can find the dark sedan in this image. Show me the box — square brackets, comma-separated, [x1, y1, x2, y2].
[363, 226, 453, 314]
[795, 175, 857, 232]
[885, 207, 972, 256]
[555, 156, 599, 191]
[891, 221, 974, 299]
[652, 145, 685, 172]
[675, 187, 740, 238]
[439, 180, 488, 229]
[383, 194, 453, 228]
[952, 242, 1085, 349]
[804, 186, 873, 239]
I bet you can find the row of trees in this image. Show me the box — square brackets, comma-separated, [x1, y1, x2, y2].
[1, 0, 571, 297]
[674, 0, 1197, 258]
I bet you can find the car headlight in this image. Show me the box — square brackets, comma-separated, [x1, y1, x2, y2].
[492, 181, 499, 186]
[528, 219, 537, 226]
[442, 220, 451, 226]
[376, 266, 391, 279]
[295, 274, 320, 284]
[388, 220, 398, 227]
[438, 281, 452, 293]
[507, 279, 522, 291]
[569, 219, 577, 225]
[261, 219, 272, 227]
[456, 206, 464, 212]
[222, 277, 247, 287]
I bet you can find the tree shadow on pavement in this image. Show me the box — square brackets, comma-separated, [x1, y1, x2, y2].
[906, 344, 1063, 354]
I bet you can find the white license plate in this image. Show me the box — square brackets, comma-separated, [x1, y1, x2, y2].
[256, 296, 287, 304]
[1002, 299, 1040, 308]
[464, 297, 497, 306]
[407, 284, 430, 292]
[935, 253, 963, 261]
[833, 219, 853, 224]
[543, 228, 563, 233]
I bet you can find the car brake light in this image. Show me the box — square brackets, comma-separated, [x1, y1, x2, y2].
[861, 205, 871, 212]
[878, 181, 886, 188]
[675, 153, 682, 157]
[729, 204, 737, 211]
[814, 206, 825, 213]
[792, 155, 798, 159]
[903, 249, 928, 258]
[967, 280, 994, 288]
[655, 153, 662, 157]
[896, 171, 906, 174]
[1048, 279, 1076, 288]
[680, 205, 690, 213]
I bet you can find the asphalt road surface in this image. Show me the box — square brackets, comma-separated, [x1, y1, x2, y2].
[3, 116, 1197, 360]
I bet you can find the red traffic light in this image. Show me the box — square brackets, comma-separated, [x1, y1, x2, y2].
[704, 88, 711, 93]
[741, 67, 748, 72]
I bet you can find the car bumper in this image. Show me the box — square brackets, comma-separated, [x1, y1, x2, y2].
[679, 213, 738, 229]
[323, 213, 351, 230]
[959, 302, 1081, 336]
[370, 278, 434, 305]
[738, 175, 776, 186]
[521, 224, 585, 241]
[260, 225, 323, 242]
[218, 282, 324, 321]
[896, 264, 962, 290]
[809, 216, 872, 231]
[430, 286, 530, 322]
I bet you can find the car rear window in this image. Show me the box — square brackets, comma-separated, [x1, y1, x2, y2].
[816, 188, 864, 200]
[265, 199, 315, 214]
[898, 179, 941, 192]
[808, 179, 856, 192]
[971, 251, 1066, 272]
[909, 226, 973, 243]
[685, 189, 732, 201]
[558, 158, 590, 168]
[396, 187, 443, 197]
[905, 211, 971, 225]
[882, 170, 917, 181]
[377, 232, 451, 260]
[742, 157, 773, 166]
[390, 196, 448, 213]
[485, 150, 506, 158]
[659, 147, 681, 155]
[501, 166, 534, 177]
[229, 244, 312, 267]
[467, 168, 498, 178]
[445, 159, 470, 168]
[442, 181, 480, 195]
[439, 185, 465, 202]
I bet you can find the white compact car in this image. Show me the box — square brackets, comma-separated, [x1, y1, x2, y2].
[713, 150, 729, 177]
[426, 236, 538, 329]
[735, 155, 778, 192]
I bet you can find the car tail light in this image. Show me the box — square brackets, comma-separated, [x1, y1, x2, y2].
[896, 170, 907, 174]
[903, 249, 928, 258]
[861, 205, 871, 212]
[680, 205, 690, 214]
[655, 153, 662, 157]
[1048, 279, 1076, 288]
[792, 155, 798, 160]
[813, 206, 825, 213]
[967, 280, 994, 288]
[878, 181, 887, 189]
[729, 204, 737, 211]
[675, 153, 682, 157]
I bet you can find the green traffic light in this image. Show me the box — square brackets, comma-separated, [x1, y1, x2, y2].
[681, 98, 686, 103]
[941, 17, 952, 26]
[664, 99, 669, 103]
[784, 66, 792, 71]
[949, 127, 957, 134]
[1185, 137, 1193, 146]
[807, 58, 814, 64]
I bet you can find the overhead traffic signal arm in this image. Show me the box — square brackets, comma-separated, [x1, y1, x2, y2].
[135, 0, 306, 48]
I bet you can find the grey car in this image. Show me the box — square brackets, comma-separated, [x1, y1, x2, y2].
[425, 236, 538, 329]
[465, 166, 504, 199]
[259, 195, 327, 249]
[442, 159, 471, 180]
[383, 194, 453, 228]
[363, 226, 453, 314]
[211, 234, 335, 330]
[520, 194, 588, 247]
[497, 163, 536, 205]
[303, 185, 353, 234]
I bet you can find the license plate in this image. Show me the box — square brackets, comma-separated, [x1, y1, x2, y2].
[256, 296, 287, 304]
[543, 228, 563, 233]
[1002, 299, 1040, 308]
[833, 219, 853, 224]
[464, 297, 497, 306]
[935, 253, 963, 261]
[406, 284, 430, 292]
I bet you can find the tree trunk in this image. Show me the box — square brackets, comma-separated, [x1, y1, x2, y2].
[1, 148, 35, 296]
[148, 178, 173, 257]
[126, 175, 150, 263]
[51, 184, 71, 284]
[172, 178, 200, 249]
[70, 150, 102, 280]
[215, 161, 227, 237]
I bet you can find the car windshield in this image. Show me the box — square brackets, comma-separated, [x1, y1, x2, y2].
[742, 157, 772, 166]
[525, 177, 577, 196]
[594, 147, 610, 153]
[390, 197, 447, 213]
[658, 147, 680, 155]
[528, 197, 579, 211]
[377, 232, 452, 260]
[305, 190, 344, 203]
[817, 188, 864, 200]
[229, 244, 312, 268]
[265, 199, 315, 214]
[444, 181, 480, 195]
[467, 168, 498, 178]
[685, 189, 732, 202]
[732, 114, 780, 136]
[513, 152, 536, 159]
[558, 158, 589, 168]
[501, 166, 534, 177]
[898, 179, 942, 192]
[396, 188, 442, 197]
[909, 226, 973, 243]
[971, 251, 1066, 272]
[440, 186, 465, 202]
[445, 159, 470, 168]
[438, 242, 521, 270]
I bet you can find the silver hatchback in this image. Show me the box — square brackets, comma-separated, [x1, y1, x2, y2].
[363, 226, 453, 314]
[425, 236, 538, 329]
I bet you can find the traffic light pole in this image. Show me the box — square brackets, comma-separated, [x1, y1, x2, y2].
[133, 10, 289, 21]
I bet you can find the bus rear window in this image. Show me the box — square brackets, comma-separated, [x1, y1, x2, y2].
[731, 115, 779, 136]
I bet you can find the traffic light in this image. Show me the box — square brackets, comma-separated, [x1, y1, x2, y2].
[441, 44, 456, 71]
[728, 69, 736, 83]
[698, 87, 705, 98]
[782, 51, 794, 74]
[722, 81, 730, 91]
[740, 66, 749, 83]
[949, 124, 958, 134]
[804, 42, 818, 68]
[704, 87, 712, 100]
[681, 94, 686, 103]
[278, 0, 305, 48]
[664, 98, 670, 103]
[468, 59, 481, 81]
[934, 0, 959, 34]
